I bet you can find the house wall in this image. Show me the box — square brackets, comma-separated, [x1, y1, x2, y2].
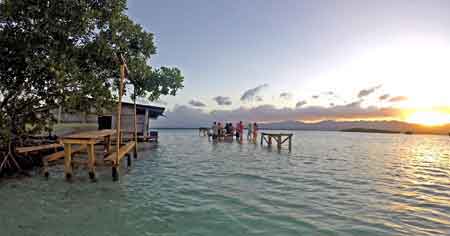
[58, 103, 158, 135]
[112, 113, 146, 133]
[59, 112, 98, 124]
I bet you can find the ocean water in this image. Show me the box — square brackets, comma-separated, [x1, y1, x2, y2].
[1, 129, 449, 236]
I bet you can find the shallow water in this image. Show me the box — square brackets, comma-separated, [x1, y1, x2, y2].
[1, 130, 449, 236]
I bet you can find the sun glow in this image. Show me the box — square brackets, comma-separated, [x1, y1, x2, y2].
[407, 111, 450, 126]
[311, 37, 450, 110]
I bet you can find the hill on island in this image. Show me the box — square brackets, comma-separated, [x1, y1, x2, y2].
[259, 120, 450, 135]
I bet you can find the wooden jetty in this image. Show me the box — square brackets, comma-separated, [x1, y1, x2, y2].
[61, 129, 121, 180]
[121, 130, 158, 142]
[199, 127, 209, 136]
[43, 53, 137, 181]
[260, 132, 293, 151]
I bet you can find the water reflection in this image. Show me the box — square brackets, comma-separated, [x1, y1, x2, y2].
[0, 130, 449, 236]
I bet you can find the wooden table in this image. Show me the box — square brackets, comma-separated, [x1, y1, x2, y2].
[260, 132, 293, 151]
[61, 129, 116, 180]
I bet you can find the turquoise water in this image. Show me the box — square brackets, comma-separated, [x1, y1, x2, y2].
[1, 130, 449, 236]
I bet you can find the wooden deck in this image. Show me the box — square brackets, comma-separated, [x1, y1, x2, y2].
[121, 130, 158, 143]
[260, 132, 293, 151]
[62, 129, 116, 142]
[43, 54, 142, 182]
[199, 127, 209, 136]
[59, 129, 118, 181]
[104, 141, 136, 165]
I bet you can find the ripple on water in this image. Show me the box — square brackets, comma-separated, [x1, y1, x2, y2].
[1, 130, 450, 236]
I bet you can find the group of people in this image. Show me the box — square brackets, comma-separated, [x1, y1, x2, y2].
[210, 121, 259, 142]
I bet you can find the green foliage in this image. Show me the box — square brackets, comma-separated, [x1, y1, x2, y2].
[0, 0, 184, 148]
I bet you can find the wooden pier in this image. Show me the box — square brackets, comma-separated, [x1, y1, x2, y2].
[42, 53, 138, 182]
[260, 132, 293, 151]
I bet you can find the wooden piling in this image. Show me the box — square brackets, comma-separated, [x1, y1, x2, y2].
[112, 61, 125, 181]
[133, 87, 138, 159]
[64, 144, 72, 180]
[87, 144, 96, 181]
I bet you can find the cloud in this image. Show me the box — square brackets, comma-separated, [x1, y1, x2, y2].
[388, 96, 408, 102]
[152, 103, 404, 128]
[345, 100, 363, 107]
[212, 96, 232, 106]
[188, 99, 206, 107]
[280, 92, 293, 100]
[296, 100, 307, 108]
[240, 84, 268, 102]
[358, 85, 382, 98]
[379, 94, 390, 100]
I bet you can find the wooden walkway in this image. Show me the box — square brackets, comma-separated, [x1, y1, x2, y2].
[260, 132, 293, 151]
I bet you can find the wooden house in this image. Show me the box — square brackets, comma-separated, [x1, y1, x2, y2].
[56, 97, 165, 140]
[98, 101, 165, 139]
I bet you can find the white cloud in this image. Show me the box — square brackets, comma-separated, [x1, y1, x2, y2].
[212, 96, 232, 105]
[240, 84, 268, 102]
[280, 92, 293, 100]
[296, 100, 307, 108]
[188, 99, 206, 107]
[358, 85, 382, 98]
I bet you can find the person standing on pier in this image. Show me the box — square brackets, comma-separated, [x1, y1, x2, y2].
[236, 121, 244, 141]
[218, 122, 224, 138]
[247, 122, 253, 141]
[252, 122, 259, 143]
[212, 122, 219, 140]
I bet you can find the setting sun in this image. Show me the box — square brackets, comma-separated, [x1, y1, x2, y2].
[407, 111, 450, 126]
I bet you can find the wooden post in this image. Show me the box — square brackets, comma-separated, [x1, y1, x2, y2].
[105, 135, 111, 154]
[43, 157, 49, 178]
[87, 144, 96, 181]
[148, 119, 152, 141]
[260, 133, 264, 145]
[127, 154, 131, 167]
[113, 61, 125, 181]
[288, 135, 292, 152]
[268, 136, 272, 146]
[133, 88, 138, 159]
[277, 135, 282, 150]
[144, 109, 149, 140]
[64, 143, 72, 180]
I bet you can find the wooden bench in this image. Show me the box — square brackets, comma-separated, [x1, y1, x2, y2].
[16, 143, 63, 155]
[42, 145, 87, 177]
[104, 141, 136, 165]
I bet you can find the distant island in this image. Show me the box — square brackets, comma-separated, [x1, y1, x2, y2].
[154, 120, 450, 136]
[340, 128, 400, 134]
[256, 120, 450, 135]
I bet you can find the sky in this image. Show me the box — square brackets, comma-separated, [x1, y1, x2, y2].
[127, 0, 450, 127]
